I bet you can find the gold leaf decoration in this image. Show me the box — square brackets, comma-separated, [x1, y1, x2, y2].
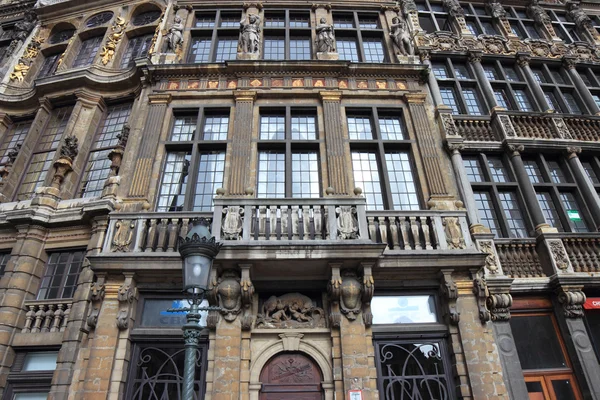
[99, 16, 127, 65]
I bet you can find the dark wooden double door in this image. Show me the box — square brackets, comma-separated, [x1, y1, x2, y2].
[259, 353, 323, 400]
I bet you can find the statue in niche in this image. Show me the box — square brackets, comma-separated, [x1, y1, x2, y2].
[315, 17, 335, 53]
[164, 15, 184, 52]
[256, 293, 325, 328]
[239, 14, 261, 54]
[390, 16, 414, 56]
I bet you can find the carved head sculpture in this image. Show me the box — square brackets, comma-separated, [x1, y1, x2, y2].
[320, 17, 327, 24]
[249, 15, 258, 23]
[174, 16, 182, 24]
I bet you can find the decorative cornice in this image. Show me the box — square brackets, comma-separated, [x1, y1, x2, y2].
[148, 93, 172, 105]
[319, 90, 342, 102]
[404, 93, 427, 103]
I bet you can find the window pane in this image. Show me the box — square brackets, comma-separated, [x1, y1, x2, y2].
[120, 34, 153, 68]
[582, 161, 600, 184]
[189, 37, 211, 63]
[195, 13, 215, 28]
[560, 192, 588, 232]
[378, 116, 404, 140]
[156, 152, 190, 212]
[38, 53, 61, 78]
[552, 380, 577, 400]
[499, 191, 528, 238]
[494, 89, 510, 109]
[193, 152, 225, 211]
[23, 352, 58, 371]
[215, 38, 237, 62]
[260, 115, 285, 140]
[474, 191, 501, 237]
[80, 150, 112, 198]
[334, 15, 354, 28]
[439, 87, 460, 114]
[264, 37, 285, 60]
[18, 151, 56, 200]
[73, 36, 102, 67]
[511, 315, 567, 370]
[363, 38, 385, 63]
[140, 298, 209, 327]
[291, 115, 316, 140]
[454, 64, 471, 80]
[291, 152, 319, 198]
[504, 67, 520, 81]
[203, 115, 229, 140]
[547, 161, 566, 183]
[386, 152, 419, 210]
[352, 152, 384, 210]
[14, 393, 49, 400]
[483, 66, 498, 81]
[0, 121, 31, 165]
[337, 38, 359, 62]
[220, 14, 239, 27]
[464, 157, 483, 182]
[290, 37, 311, 60]
[463, 88, 483, 115]
[531, 68, 545, 83]
[38, 251, 84, 300]
[563, 92, 582, 114]
[171, 116, 197, 141]
[94, 104, 132, 149]
[371, 295, 437, 324]
[545, 92, 561, 112]
[264, 14, 285, 27]
[524, 160, 543, 183]
[257, 152, 285, 198]
[432, 63, 448, 79]
[290, 14, 310, 28]
[0, 253, 10, 277]
[347, 116, 373, 140]
[514, 90, 533, 111]
[359, 15, 379, 29]
[488, 157, 510, 183]
[537, 192, 563, 231]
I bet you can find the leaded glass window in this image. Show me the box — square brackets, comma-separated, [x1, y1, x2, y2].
[38, 251, 85, 300]
[72, 36, 103, 68]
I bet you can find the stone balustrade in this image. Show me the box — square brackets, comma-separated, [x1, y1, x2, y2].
[495, 239, 545, 278]
[510, 114, 558, 139]
[21, 299, 72, 333]
[366, 210, 472, 251]
[453, 117, 498, 141]
[562, 235, 600, 273]
[563, 116, 600, 142]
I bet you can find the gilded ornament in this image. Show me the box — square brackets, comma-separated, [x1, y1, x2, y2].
[99, 17, 127, 65]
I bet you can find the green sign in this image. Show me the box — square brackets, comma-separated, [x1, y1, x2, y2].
[567, 210, 581, 221]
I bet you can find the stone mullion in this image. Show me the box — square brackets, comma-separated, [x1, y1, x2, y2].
[565, 147, 600, 230]
[128, 94, 172, 198]
[405, 94, 449, 200]
[0, 224, 49, 391]
[320, 91, 350, 195]
[228, 91, 256, 196]
[517, 55, 551, 112]
[563, 58, 600, 116]
[1, 98, 52, 200]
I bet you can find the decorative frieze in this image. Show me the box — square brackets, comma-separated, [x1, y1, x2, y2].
[9, 34, 44, 83]
[256, 293, 325, 328]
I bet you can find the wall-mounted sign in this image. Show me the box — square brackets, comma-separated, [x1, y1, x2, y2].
[567, 210, 581, 221]
[348, 390, 363, 400]
[584, 298, 600, 310]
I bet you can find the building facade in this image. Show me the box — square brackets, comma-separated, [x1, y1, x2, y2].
[0, 0, 597, 399]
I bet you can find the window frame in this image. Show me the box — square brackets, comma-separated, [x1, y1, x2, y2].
[262, 10, 311, 60]
[188, 10, 241, 63]
[119, 33, 154, 69]
[483, 61, 538, 112]
[332, 11, 388, 63]
[72, 35, 103, 68]
[432, 59, 486, 115]
[37, 250, 85, 301]
[156, 107, 230, 211]
[4, 349, 59, 400]
[535, 64, 588, 115]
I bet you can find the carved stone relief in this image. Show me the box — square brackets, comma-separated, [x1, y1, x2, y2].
[548, 240, 571, 271]
[336, 206, 358, 239]
[100, 17, 128, 65]
[473, 271, 490, 322]
[443, 217, 466, 249]
[557, 288, 586, 319]
[256, 293, 325, 328]
[486, 293, 512, 321]
[479, 240, 499, 274]
[111, 220, 135, 252]
[222, 206, 244, 240]
[439, 270, 459, 324]
[116, 278, 136, 330]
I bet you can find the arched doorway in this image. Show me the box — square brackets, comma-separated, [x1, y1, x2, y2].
[259, 352, 323, 400]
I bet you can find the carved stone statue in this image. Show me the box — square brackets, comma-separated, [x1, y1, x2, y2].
[256, 293, 325, 328]
[6, 143, 21, 165]
[164, 16, 184, 52]
[401, 0, 418, 15]
[487, 0, 506, 19]
[390, 16, 414, 56]
[239, 14, 261, 54]
[59, 134, 78, 160]
[568, 3, 593, 30]
[12, 11, 37, 44]
[442, 0, 464, 18]
[527, 0, 551, 25]
[316, 17, 335, 53]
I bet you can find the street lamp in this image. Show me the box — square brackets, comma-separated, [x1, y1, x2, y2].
[168, 218, 222, 400]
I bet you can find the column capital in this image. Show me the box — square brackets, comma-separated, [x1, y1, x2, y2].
[38, 97, 53, 114]
[556, 286, 586, 319]
[516, 53, 531, 67]
[234, 90, 257, 102]
[243, 2, 263, 10]
[503, 142, 524, 157]
[148, 93, 172, 105]
[445, 141, 464, 154]
[419, 49, 431, 62]
[468, 51, 483, 64]
[311, 3, 331, 11]
[75, 90, 107, 110]
[566, 146, 582, 159]
[403, 92, 427, 103]
[319, 90, 342, 102]
[562, 56, 577, 70]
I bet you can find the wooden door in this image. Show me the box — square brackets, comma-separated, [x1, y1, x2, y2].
[259, 353, 323, 400]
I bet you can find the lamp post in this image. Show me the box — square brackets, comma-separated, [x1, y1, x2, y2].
[168, 218, 222, 400]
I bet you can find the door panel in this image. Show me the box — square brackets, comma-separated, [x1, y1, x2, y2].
[259, 353, 323, 400]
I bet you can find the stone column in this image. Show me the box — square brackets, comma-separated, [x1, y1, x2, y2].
[504, 143, 550, 233]
[128, 94, 172, 198]
[0, 98, 52, 200]
[516, 54, 551, 112]
[553, 282, 600, 400]
[564, 147, 600, 230]
[404, 93, 451, 206]
[320, 91, 350, 195]
[446, 142, 487, 233]
[228, 91, 256, 196]
[420, 52, 444, 106]
[456, 273, 509, 399]
[0, 224, 49, 391]
[469, 51, 499, 110]
[329, 263, 378, 400]
[563, 57, 600, 115]
[60, 90, 107, 198]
